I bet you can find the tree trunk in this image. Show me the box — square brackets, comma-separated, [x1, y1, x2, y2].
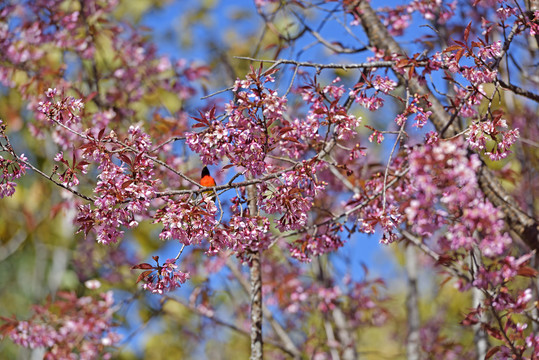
[471, 247, 488, 359]
[247, 181, 263, 360]
[405, 245, 420, 360]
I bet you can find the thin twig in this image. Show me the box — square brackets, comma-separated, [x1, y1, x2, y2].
[382, 84, 409, 211]
[174, 244, 186, 261]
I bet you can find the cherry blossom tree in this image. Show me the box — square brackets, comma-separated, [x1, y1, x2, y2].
[0, 0, 538, 359]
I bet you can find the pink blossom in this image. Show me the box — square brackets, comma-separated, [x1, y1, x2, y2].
[5, 291, 119, 359]
[133, 257, 190, 294]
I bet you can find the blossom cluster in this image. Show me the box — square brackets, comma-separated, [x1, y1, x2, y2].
[406, 137, 513, 255]
[278, 76, 362, 159]
[37, 88, 84, 126]
[76, 125, 158, 244]
[53, 151, 88, 187]
[132, 256, 190, 294]
[347, 71, 399, 115]
[392, 94, 432, 128]
[259, 163, 325, 232]
[155, 196, 218, 245]
[188, 68, 287, 176]
[185, 108, 230, 165]
[288, 228, 343, 262]
[376, 1, 456, 35]
[316, 77, 363, 140]
[228, 215, 271, 255]
[0, 0, 535, 358]
[403, 137, 536, 356]
[346, 155, 408, 245]
[466, 111, 520, 161]
[1, 291, 119, 360]
[35, 88, 86, 150]
[0, 121, 28, 198]
[454, 85, 484, 118]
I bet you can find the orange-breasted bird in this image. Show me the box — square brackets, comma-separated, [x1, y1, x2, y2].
[200, 166, 216, 200]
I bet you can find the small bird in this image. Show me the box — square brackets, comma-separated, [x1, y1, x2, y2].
[200, 166, 216, 200]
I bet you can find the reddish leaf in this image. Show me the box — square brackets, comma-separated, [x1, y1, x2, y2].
[471, 41, 482, 48]
[484, 324, 503, 340]
[455, 48, 465, 63]
[395, 58, 410, 67]
[464, 21, 472, 42]
[0, 321, 17, 335]
[282, 137, 300, 143]
[517, 266, 539, 278]
[264, 67, 279, 77]
[289, 188, 302, 195]
[485, 346, 501, 359]
[408, 64, 415, 80]
[122, 180, 134, 189]
[461, 311, 479, 326]
[492, 109, 505, 119]
[85, 91, 98, 102]
[278, 126, 294, 134]
[444, 45, 461, 52]
[435, 254, 454, 266]
[439, 275, 452, 288]
[136, 271, 153, 284]
[131, 263, 154, 270]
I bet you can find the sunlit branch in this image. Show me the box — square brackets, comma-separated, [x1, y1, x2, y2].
[235, 56, 425, 72]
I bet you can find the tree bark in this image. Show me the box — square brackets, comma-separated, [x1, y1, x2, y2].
[247, 181, 263, 360]
[471, 247, 488, 359]
[405, 245, 420, 360]
[249, 251, 263, 360]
